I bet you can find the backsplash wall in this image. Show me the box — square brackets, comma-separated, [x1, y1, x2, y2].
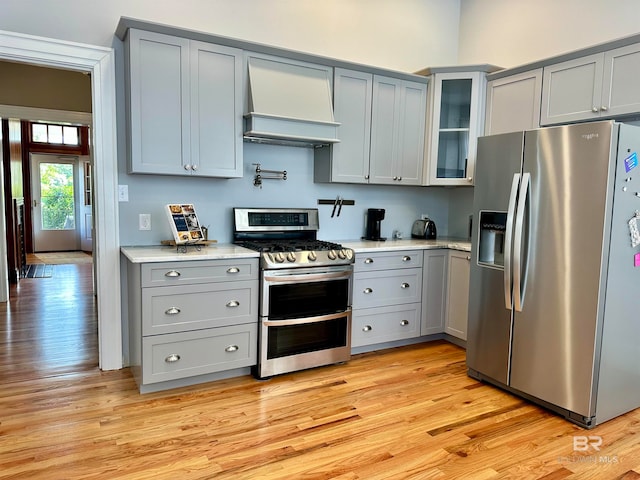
[118, 142, 452, 245]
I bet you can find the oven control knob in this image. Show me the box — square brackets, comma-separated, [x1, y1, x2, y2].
[337, 249, 346, 260]
[307, 251, 317, 262]
[274, 252, 285, 263]
[344, 249, 353, 260]
[328, 250, 337, 260]
[286, 252, 296, 262]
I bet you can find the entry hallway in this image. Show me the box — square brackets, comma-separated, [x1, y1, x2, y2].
[0, 262, 639, 479]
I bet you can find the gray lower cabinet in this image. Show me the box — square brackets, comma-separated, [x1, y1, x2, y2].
[352, 250, 423, 348]
[421, 249, 448, 335]
[444, 250, 471, 341]
[127, 258, 259, 392]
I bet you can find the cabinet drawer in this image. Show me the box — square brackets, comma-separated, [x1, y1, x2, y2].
[141, 259, 258, 287]
[142, 323, 257, 384]
[142, 280, 258, 335]
[354, 250, 423, 272]
[353, 268, 422, 308]
[352, 304, 421, 347]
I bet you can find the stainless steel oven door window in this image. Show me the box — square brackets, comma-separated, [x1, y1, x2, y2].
[261, 266, 353, 319]
[259, 310, 352, 378]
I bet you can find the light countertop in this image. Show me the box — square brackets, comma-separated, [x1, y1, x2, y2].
[121, 238, 471, 263]
[341, 238, 471, 253]
[120, 244, 259, 263]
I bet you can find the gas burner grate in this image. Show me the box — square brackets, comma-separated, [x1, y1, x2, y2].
[237, 239, 344, 253]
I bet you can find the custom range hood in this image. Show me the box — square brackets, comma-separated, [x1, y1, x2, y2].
[244, 56, 340, 148]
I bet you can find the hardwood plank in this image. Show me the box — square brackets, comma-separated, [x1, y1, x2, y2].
[2, 264, 640, 478]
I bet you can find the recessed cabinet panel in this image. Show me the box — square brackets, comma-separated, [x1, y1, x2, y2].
[485, 69, 542, 135]
[541, 54, 603, 125]
[603, 43, 640, 117]
[190, 42, 243, 177]
[128, 30, 190, 175]
[369, 76, 400, 184]
[445, 251, 470, 340]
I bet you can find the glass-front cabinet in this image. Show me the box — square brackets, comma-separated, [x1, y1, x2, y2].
[424, 71, 485, 186]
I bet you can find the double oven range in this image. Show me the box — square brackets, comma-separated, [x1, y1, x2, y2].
[233, 208, 354, 379]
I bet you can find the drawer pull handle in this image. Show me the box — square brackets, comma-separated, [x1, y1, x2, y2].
[364, 258, 374, 264]
[165, 307, 181, 315]
[165, 354, 181, 363]
[362, 325, 372, 332]
[225, 345, 239, 353]
[402, 256, 411, 262]
[363, 287, 373, 294]
[400, 320, 409, 326]
[227, 267, 240, 274]
[226, 300, 240, 308]
[401, 283, 410, 289]
[165, 270, 181, 278]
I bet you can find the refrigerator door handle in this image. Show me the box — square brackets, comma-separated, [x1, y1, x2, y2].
[504, 173, 520, 310]
[513, 172, 530, 312]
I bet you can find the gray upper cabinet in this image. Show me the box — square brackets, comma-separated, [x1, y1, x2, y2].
[126, 29, 243, 177]
[424, 71, 485, 186]
[370, 76, 427, 185]
[315, 69, 426, 185]
[485, 69, 542, 135]
[541, 43, 640, 125]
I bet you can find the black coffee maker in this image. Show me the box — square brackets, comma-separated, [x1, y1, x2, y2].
[364, 208, 386, 241]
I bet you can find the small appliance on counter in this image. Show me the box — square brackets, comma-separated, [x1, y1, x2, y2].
[411, 217, 437, 239]
[364, 208, 386, 241]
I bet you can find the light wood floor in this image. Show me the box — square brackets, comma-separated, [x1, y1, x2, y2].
[1, 267, 640, 479]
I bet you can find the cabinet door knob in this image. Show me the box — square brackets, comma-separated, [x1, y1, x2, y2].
[227, 267, 240, 274]
[467, 177, 473, 182]
[226, 300, 240, 308]
[362, 325, 372, 332]
[592, 106, 599, 113]
[364, 175, 369, 180]
[401, 282, 410, 289]
[165, 307, 181, 315]
[363, 287, 373, 294]
[225, 345, 239, 353]
[398, 177, 402, 181]
[191, 164, 198, 171]
[164, 270, 181, 278]
[400, 319, 409, 326]
[184, 164, 192, 171]
[364, 258, 374, 264]
[601, 106, 608, 112]
[402, 255, 411, 262]
[393, 176, 398, 180]
[165, 354, 181, 363]
[466, 255, 471, 261]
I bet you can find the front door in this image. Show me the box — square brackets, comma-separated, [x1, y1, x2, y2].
[30, 153, 82, 252]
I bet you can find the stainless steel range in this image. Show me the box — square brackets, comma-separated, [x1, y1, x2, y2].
[233, 208, 354, 379]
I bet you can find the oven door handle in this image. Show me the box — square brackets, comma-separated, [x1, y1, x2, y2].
[263, 310, 351, 326]
[263, 270, 352, 283]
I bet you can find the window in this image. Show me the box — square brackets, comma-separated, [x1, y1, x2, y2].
[31, 123, 80, 146]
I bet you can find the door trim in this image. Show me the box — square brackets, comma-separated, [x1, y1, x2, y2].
[0, 29, 122, 371]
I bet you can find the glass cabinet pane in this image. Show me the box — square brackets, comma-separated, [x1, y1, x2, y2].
[436, 78, 472, 179]
[436, 130, 469, 178]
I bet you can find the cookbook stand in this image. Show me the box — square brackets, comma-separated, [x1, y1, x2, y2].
[161, 239, 217, 253]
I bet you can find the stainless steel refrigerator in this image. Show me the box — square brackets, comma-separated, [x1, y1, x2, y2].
[467, 120, 640, 428]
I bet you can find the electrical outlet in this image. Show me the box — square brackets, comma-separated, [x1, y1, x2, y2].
[139, 213, 151, 231]
[421, 213, 429, 220]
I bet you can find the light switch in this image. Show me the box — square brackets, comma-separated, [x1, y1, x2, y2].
[118, 185, 129, 202]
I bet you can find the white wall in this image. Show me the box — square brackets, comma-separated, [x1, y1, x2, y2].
[458, 0, 640, 68]
[0, 0, 460, 72]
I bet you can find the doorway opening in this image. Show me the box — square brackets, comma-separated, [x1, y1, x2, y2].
[0, 29, 121, 371]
